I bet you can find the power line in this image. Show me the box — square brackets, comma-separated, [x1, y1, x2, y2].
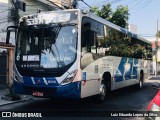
[78, 0, 153, 14]
[90, 0, 98, 6]
[110, 0, 123, 5]
[119, 0, 137, 6]
[91, 0, 112, 6]
[78, 0, 111, 9]
[129, 0, 144, 10]
[78, 0, 91, 8]
[129, 0, 153, 14]
[79, 0, 123, 9]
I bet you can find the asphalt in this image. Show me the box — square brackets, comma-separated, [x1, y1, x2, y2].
[0, 75, 159, 106]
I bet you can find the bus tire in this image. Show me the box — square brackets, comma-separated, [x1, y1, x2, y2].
[96, 80, 106, 103]
[136, 71, 143, 89]
[96, 73, 111, 103]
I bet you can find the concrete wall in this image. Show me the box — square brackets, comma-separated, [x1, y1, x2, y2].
[0, 1, 13, 45]
[18, 0, 58, 17]
[49, 0, 73, 8]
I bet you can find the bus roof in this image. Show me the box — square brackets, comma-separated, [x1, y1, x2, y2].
[20, 9, 151, 45]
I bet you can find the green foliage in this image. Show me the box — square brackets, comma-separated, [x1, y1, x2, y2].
[90, 4, 129, 28]
[110, 5, 129, 28]
[97, 28, 152, 59]
[90, 4, 152, 59]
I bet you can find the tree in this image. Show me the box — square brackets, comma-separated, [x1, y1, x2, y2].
[110, 5, 129, 28]
[90, 4, 129, 28]
[90, 4, 152, 59]
[90, 4, 112, 21]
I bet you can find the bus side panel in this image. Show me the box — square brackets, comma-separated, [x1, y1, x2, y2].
[80, 58, 102, 98]
[113, 57, 139, 90]
[80, 56, 114, 98]
[81, 79, 100, 98]
[112, 57, 125, 89]
[114, 57, 127, 82]
[132, 58, 138, 79]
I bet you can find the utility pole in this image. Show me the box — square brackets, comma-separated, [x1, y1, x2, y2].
[71, 0, 78, 9]
[155, 19, 159, 76]
[11, 0, 19, 26]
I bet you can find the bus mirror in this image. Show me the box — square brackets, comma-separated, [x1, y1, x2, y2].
[6, 30, 11, 44]
[6, 26, 18, 44]
[7, 26, 18, 31]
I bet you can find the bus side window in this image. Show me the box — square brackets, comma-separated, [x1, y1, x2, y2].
[81, 17, 105, 58]
[82, 20, 98, 53]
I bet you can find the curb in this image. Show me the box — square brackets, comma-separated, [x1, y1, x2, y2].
[0, 98, 33, 107]
[1, 95, 21, 101]
[149, 77, 160, 80]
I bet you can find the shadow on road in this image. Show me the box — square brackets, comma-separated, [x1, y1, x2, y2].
[10, 82, 156, 112]
[0, 82, 157, 120]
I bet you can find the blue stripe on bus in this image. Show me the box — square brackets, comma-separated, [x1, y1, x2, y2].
[53, 82, 81, 99]
[23, 77, 59, 86]
[115, 58, 138, 82]
[115, 57, 127, 82]
[132, 59, 138, 79]
[125, 58, 133, 80]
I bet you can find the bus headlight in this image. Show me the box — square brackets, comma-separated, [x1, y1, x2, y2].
[151, 103, 160, 111]
[61, 70, 77, 85]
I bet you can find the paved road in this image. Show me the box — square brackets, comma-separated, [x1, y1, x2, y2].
[0, 80, 159, 120]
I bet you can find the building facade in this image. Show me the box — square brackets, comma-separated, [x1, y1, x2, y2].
[0, 1, 13, 44]
[0, 0, 62, 86]
[151, 39, 160, 74]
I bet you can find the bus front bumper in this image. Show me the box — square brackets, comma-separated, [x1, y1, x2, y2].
[13, 81, 81, 99]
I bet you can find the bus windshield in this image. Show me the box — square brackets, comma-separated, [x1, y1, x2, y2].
[16, 24, 78, 70]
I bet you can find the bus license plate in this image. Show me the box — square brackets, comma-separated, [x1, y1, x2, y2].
[33, 91, 43, 97]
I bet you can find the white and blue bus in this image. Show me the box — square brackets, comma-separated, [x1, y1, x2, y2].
[7, 9, 152, 102]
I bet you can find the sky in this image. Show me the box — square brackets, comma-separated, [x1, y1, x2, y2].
[78, 0, 159, 41]
[0, 0, 159, 41]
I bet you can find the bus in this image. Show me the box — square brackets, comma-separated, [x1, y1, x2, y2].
[6, 9, 152, 102]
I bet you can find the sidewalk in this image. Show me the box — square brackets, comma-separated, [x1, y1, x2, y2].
[0, 88, 32, 106]
[149, 75, 160, 80]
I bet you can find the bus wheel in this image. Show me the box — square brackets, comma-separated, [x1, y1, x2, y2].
[96, 81, 106, 103]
